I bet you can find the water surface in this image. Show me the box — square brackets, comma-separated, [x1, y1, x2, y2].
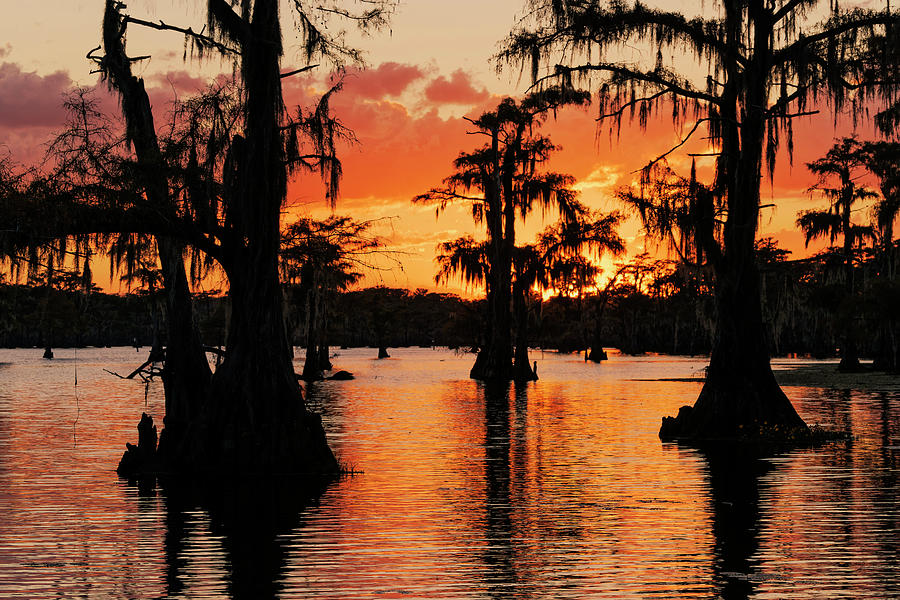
[0, 347, 897, 598]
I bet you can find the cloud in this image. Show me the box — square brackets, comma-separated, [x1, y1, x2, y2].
[574, 165, 619, 193]
[424, 70, 489, 105]
[0, 62, 72, 128]
[147, 70, 210, 96]
[0, 44, 11, 59]
[342, 62, 425, 100]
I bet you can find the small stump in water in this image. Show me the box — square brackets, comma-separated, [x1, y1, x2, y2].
[117, 412, 158, 476]
[327, 370, 354, 380]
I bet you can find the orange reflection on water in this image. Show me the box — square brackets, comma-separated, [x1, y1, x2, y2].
[0, 349, 898, 599]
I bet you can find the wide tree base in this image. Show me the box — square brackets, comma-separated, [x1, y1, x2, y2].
[513, 362, 538, 382]
[118, 410, 339, 478]
[587, 346, 608, 362]
[659, 374, 811, 443]
[838, 356, 863, 372]
[470, 349, 514, 382]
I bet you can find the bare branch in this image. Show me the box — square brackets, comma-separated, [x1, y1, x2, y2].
[123, 16, 238, 56]
[772, 0, 817, 25]
[634, 118, 710, 173]
[280, 64, 319, 79]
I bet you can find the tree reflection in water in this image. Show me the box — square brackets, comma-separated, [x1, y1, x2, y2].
[132, 476, 330, 600]
[482, 381, 518, 598]
[700, 445, 770, 600]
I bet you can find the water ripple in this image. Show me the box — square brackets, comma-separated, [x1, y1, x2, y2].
[0, 348, 897, 598]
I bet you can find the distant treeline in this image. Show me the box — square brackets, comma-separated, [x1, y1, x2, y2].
[3, 242, 897, 363]
[0, 283, 227, 350]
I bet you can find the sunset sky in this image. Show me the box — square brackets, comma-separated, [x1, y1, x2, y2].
[0, 0, 883, 295]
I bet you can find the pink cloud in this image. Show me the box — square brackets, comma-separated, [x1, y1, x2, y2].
[341, 62, 425, 100]
[0, 62, 72, 128]
[147, 70, 210, 97]
[424, 70, 489, 105]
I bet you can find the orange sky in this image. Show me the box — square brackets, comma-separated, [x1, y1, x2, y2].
[0, 1, 887, 296]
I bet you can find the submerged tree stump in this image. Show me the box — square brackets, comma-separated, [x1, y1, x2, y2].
[587, 347, 608, 362]
[327, 370, 354, 380]
[117, 412, 158, 476]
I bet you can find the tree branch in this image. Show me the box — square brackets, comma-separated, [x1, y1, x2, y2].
[773, 12, 897, 68]
[123, 16, 238, 56]
[634, 118, 710, 173]
[772, 0, 815, 25]
[537, 63, 721, 107]
[597, 89, 669, 121]
[280, 64, 319, 78]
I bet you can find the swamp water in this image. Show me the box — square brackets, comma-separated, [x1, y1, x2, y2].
[0, 347, 898, 599]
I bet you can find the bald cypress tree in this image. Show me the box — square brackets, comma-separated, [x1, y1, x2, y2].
[797, 138, 877, 372]
[503, 0, 899, 440]
[98, 0, 394, 473]
[416, 93, 591, 381]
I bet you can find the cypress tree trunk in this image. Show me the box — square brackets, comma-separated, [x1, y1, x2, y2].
[471, 127, 513, 381]
[661, 26, 807, 441]
[40, 281, 53, 359]
[101, 2, 211, 472]
[661, 258, 806, 440]
[318, 343, 332, 370]
[587, 323, 608, 362]
[317, 290, 332, 370]
[587, 297, 608, 362]
[512, 283, 537, 381]
[302, 274, 324, 381]
[156, 237, 212, 466]
[205, 259, 334, 472]
[839, 197, 861, 371]
[472, 255, 512, 379]
[198, 0, 336, 473]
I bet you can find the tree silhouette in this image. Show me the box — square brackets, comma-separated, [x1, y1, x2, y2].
[92, 0, 395, 473]
[91, 11, 217, 462]
[281, 215, 393, 380]
[861, 141, 900, 279]
[434, 210, 622, 379]
[797, 137, 876, 371]
[416, 93, 592, 381]
[533, 212, 624, 365]
[503, 0, 899, 441]
[859, 140, 900, 370]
